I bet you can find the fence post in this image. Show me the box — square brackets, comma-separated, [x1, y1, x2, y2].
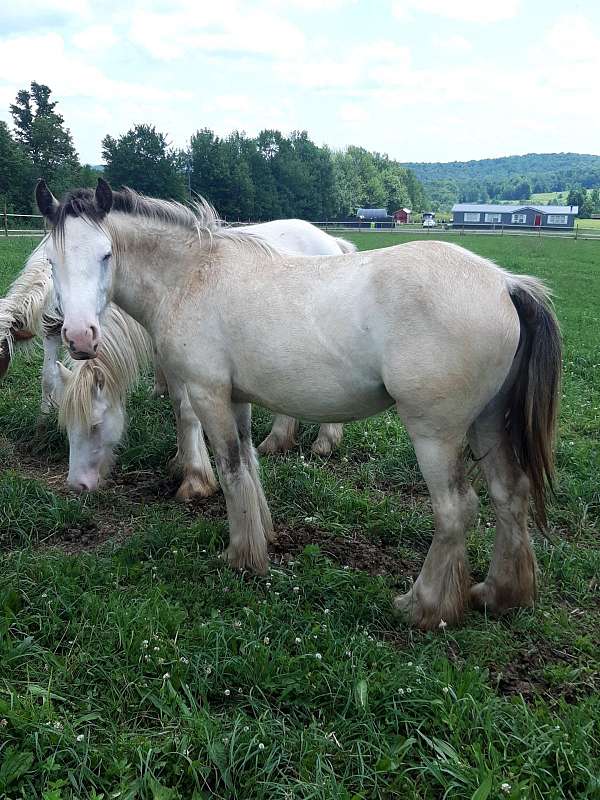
[3, 201, 7, 237]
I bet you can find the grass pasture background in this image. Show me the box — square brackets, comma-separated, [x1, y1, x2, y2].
[0, 233, 598, 799]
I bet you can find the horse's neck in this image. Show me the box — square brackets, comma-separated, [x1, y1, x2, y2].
[109, 217, 226, 336]
[110, 224, 170, 335]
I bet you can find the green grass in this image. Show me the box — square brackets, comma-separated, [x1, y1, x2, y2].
[0, 234, 599, 799]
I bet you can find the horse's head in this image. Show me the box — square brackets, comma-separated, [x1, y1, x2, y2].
[37, 178, 114, 360]
[55, 361, 125, 493]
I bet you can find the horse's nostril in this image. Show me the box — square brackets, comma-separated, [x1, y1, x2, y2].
[93, 343, 98, 352]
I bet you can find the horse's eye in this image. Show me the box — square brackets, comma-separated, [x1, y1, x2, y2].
[102, 253, 111, 263]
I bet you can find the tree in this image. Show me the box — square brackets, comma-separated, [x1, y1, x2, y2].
[0, 122, 35, 213]
[102, 124, 186, 200]
[10, 82, 80, 195]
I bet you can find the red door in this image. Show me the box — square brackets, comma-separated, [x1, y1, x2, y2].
[534, 214, 542, 227]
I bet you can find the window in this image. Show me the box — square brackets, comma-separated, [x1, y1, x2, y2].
[512, 213, 527, 224]
[464, 212, 481, 222]
[484, 213, 502, 223]
[547, 214, 568, 225]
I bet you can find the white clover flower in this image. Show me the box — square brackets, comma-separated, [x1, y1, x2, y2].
[224, 689, 231, 696]
[233, 620, 242, 629]
[315, 653, 322, 660]
[294, 637, 302, 644]
[180, 656, 189, 664]
[162, 672, 170, 680]
[76, 734, 85, 742]
[398, 688, 405, 695]
[41, 593, 48, 598]
[406, 687, 412, 694]
[324, 609, 331, 615]
[153, 646, 160, 652]
[442, 686, 449, 694]
[53, 721, 63, 730]
[0, 719, 7, 727]
[205, 666, 212, 675]
[223, 737, 229, 744]
[407, 661, 413, 667]
[266, 582, 272, 588]
[263, 636, 270, 645]
[501, 783, 511, 794]
[293, 586, 300, 593]
[438, 619, 447, 630]
[244, 725, 249, 732]
[258, 742, 265, 750]
[345, 651, 352, 657]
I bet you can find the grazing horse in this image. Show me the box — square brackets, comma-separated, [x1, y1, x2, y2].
[37, 179, 561, 630]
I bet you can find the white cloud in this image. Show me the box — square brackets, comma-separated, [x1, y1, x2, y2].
[432, 34, 473, 54]
[392, 0, 520, 23]
[72, 24, 119, 51]
[0, 32, 190, 103]
[129, 2, 305, 61]
[338, 102, 368, 123]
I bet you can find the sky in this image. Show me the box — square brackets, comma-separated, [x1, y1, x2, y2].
[1, 0, 599, 165]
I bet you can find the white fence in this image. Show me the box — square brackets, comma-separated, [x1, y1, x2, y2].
[2, 210, 46, 237]
[311, 221, 600, 240]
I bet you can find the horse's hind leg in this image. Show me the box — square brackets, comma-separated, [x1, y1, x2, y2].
[257, 414, 299, 455]
[468, 400, 537, 615]
[311, 423, 344, 456]
[394, 426, 478, 629]
[168, 382, 218, 501]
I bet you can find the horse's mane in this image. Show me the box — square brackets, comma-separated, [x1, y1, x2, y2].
[0, 237, 53, 357]
[52, 186, 274, 257]
[58, 304, 152, 431]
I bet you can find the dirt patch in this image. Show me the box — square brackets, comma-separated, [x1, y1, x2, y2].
[269, 525, 420, 578]
[488, 638, 598, 704]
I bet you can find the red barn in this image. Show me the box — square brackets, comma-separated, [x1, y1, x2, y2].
[393, 208, 412, 223]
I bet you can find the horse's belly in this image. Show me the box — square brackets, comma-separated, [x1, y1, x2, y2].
[232, 377, 394, 423]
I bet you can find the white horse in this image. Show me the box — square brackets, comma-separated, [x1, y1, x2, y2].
[37, 180, 561, 630]
[2, 222, 354, 494]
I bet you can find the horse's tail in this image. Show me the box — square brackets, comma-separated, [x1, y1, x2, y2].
[334, 236, 357, 254]
[505, 274, 562, 530]
[0, 238, 53, 377]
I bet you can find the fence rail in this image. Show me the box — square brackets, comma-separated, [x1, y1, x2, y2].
[2, 207, 46, 237]
[311, 221, 600, 240]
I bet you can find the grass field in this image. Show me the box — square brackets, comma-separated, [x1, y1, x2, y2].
[0, 234, 598, 799]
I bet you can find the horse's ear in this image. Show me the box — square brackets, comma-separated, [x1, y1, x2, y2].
[95, 178, 113, 216]
[56, 361, 73, 386]
[92, 366, 106, 391]
[36, 179, 59, 222]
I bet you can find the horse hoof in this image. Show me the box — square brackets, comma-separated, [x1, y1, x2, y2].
[221, 545, 268, 575]
[175, 476, 218, 501]
[470, 580, 535, 616]
[393, 587, 465, 631]
[311, 438, 332, 457]
[257, 435, 290, 456]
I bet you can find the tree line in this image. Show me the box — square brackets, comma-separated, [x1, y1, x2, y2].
[405, 153, 600, 214]
[1, 83, 427, 221]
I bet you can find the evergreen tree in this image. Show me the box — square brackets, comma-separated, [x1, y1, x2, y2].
[10, 82, 80, 195]
[102, 124, 186, 200]
[0, 122, 35, 213]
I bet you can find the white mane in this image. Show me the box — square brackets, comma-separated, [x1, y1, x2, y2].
[58, 304, 152, 431]
[0, 237, 53, 357]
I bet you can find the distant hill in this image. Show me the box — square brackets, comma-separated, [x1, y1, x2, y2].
[401, 152, 600, 210]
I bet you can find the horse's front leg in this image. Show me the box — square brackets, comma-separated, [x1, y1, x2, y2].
[187, 389, 270, 574]
[166, 379, 218, 501]
[40, 331, 62, 414]
[151, 355, 169, 398]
